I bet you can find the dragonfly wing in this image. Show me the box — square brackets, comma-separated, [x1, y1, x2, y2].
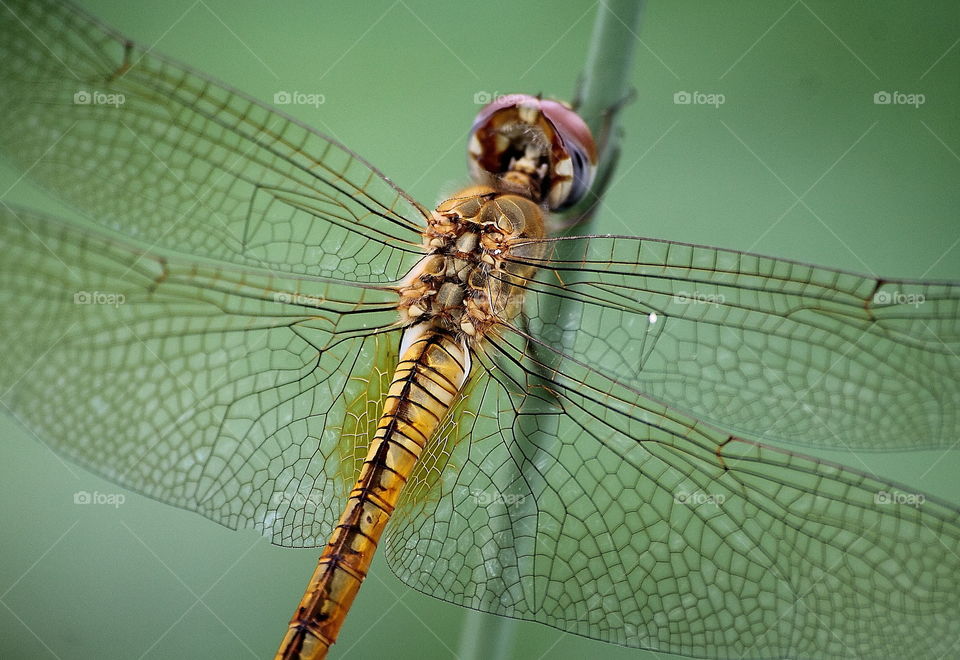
[385, 327, 960, 658]
[0, 0, 425, 281]
[0, 205, 402, 546]
[509, 235, 960, 450]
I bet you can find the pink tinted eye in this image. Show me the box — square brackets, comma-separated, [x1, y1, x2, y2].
[471, 93, 534, 127]
[467, 94, 597, 211]
[540, 100, 598, 210]
[539, 100, 598, 168]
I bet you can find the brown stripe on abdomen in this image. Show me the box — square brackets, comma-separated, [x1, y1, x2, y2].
[276, 322, 469, 660]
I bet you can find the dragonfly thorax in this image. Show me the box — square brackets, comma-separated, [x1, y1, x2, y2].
[397, 185, 545, 343]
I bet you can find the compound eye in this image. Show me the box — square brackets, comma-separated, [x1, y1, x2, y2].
[546, 135, 594, 211]
[467, 94, 597, 211]
[539, 100, 597, 210]
[467, 94, 537, 186]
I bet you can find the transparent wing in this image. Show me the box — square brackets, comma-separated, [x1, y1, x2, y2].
[509, 235, 960, 450]
[0, 0, 425, 281]
[0, 205, 404, 546]
[385, 325, 960, 659]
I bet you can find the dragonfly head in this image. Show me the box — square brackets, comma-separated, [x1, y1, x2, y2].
[467, 94, 597, 212]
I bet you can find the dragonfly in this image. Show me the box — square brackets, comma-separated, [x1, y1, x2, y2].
[1, 1, 959, 658]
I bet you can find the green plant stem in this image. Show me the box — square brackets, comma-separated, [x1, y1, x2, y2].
[565, 0, 646, 231]
[578, 0, 646, 184]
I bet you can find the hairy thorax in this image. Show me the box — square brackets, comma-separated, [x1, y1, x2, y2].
[397, 185, 546, 344]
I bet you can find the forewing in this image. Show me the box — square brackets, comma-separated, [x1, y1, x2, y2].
[385, 327, 960, 658]
[0, 205, 403, 546]
[0, 0, 425, 281]
[511, 235, 959, 450]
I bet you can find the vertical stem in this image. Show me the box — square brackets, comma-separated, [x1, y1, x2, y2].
[456, 609, 519, 660]
[566, 0, 646, 231]
[577, 0, 646, 174]
[457, 3, 645, 659]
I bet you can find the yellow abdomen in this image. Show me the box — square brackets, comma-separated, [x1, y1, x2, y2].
[276, 322, 470, 659]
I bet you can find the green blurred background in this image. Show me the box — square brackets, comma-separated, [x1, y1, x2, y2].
[1, 1, 958, 658]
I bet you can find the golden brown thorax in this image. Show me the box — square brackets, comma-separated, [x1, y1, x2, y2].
[398, 185, 546, 341]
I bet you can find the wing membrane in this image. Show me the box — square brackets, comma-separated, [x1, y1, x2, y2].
[511, 235, 959, 450]
[0, 204, 403, 546]
[0, 0, 425, 281]
[385, 324, 960, 658]
[2, 2, 957, 657]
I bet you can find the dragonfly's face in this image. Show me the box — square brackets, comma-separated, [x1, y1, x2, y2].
[398, 186, 545, 340]
[467, 93, 597, 211]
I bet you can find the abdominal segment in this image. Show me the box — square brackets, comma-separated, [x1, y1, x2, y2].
[279, 323, 469, 658]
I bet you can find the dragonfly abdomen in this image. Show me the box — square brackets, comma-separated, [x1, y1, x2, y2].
[277, 322, 470, 660]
